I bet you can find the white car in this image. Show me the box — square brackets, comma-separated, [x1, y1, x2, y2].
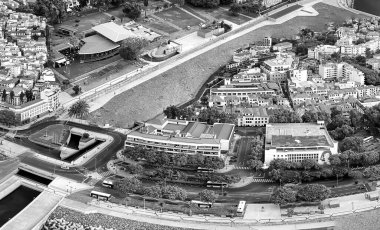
[61, 165, 70, 170]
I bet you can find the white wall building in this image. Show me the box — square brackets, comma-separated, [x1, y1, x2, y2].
[264, 122, 338, 165]
[235, 107, 269, 127]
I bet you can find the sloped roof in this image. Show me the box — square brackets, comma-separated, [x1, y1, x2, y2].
[92, 22, 136, 43]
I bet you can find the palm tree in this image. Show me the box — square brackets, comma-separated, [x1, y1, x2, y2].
[68, 100, 90, 119]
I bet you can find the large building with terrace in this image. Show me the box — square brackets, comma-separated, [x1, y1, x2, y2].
[78, 22, 130, 63]
[264, 122, 338, 165]
[125, 115, 235, 157]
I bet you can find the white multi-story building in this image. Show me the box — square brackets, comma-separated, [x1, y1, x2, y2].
[125, 116, 235, 157]
[40, 88, 60, 111]
[336, 27, 356, 38]
[318, 62, 364, 85]
[234, 107, 269, 127]
[340, 45, 366, 56]
[264, 122, 338, 165]
[308, 45, 340, 60]
[289, 69, 308, 82]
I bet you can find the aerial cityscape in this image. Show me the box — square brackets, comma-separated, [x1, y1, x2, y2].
[0, 0, 379, 229]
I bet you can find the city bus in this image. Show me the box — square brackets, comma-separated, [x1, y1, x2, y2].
[90, 191, 111, 201]
[191, 200, 212, 208]
[206, 181, 228, 188]
[236, 200, 246, 216]
[363, 136, 374, 143]
[197, 167, 215, 173]
[102, 179, 114, 189]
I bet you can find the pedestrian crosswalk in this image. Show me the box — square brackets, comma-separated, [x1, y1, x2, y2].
[252, 178, 274, 183]
[99, 171, 113, 178]
[234, 166, 250, 170]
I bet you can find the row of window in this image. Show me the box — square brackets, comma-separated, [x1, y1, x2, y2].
[125, 139, 220, 150]
[127, 143, 219, 156]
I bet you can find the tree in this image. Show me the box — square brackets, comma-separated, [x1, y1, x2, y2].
[19, 91, 25, 104]
[116, 177, 142, 194]
[366, 48, 374, 58]
[247, 159, 263, 171]
[220, 0, 232, 4]
[73, 85, 81, 95]
[68, 100, 89, 119]
[162, 185, 187, 200]
[199, 189, 218, 203]
[164, 105, 180, 119]
[340, 136, 364, 152]
[32, 0, 67, 24]
[200, 95, 208, 105]
[187, 0, 220, 8]
[329, 125, 354, 141]
[123, 2, 141, 20]
[328, 155, 341, 166]
[144, 185, 162, 198]
[272, 187, 297, 205]
[348, 170, 363, 179]
[156, 152, 170, 166]
[173, 153, 188, 166]
[280, 170, 301, 183]
[229, 3, 242, 16]
[297, 184, 331, 202]
[9, 90, 14, 104]
[1, 89, 6, 102]
[78, 0, 87, 7]
[25, 90, 33, 102]
[363, 152, 379, 166]
[300, 159, 319, 170]
[0, 110, 16, 126]
[269, 108, 301, 123]
[143, 0, 149, 18]
[119, 37, 149, 60]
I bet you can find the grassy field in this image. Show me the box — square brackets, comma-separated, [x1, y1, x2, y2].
[208, 7, 252, 25]
[90, 3, 366, 128]
[155, 6, 202, 29]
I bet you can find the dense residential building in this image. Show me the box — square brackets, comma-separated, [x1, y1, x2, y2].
[336, 27, 356, 38]
[264, 122, 338, 165]
[125, 115, 235, 157]
[210, 82, 281, 99]
[366, 55, 380, 72]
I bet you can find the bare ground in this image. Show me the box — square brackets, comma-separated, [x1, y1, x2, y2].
[90, 3, 366, 128]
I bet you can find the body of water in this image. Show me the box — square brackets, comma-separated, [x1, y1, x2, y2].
[0, 186, 40, 227]
[354, 0, 380, 16]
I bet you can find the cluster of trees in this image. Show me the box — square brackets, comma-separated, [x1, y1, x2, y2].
[301, 108, 363, 141]
[269, 108, 302, 123]
[116, 177, 188, 200]
[186, 0, 221, 8]
[163, 105, 236, 125]
[245, 138, 264, 171]
[341, 54, 380, 85]
[268, 159, 327, 183]
[199, 189, 218, 203]
[29, 0, 67, 24]
[1, 89, 34, 105]
[0, 110, 17, 127]
[122, 146, 225, 169]
[123, 2, 141, 20]
[119, 37, 149, 60]
[272, 184, 331, 205]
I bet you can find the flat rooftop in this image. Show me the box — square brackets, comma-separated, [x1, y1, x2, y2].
[266, 123, 334, 148]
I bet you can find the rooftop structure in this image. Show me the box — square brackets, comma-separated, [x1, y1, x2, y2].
[264, 122, 338, 164]
[92, 22, 136, 43]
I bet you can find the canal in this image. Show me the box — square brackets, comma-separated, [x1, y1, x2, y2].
[0, 185, 41, 227]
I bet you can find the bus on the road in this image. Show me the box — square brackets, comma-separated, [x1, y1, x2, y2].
[90, 191, 111, 201]
[206, 181, 228, 188]
[236, 200, 246, 216]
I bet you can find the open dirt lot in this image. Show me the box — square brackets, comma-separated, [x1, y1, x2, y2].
[90, 3, 366, 128]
